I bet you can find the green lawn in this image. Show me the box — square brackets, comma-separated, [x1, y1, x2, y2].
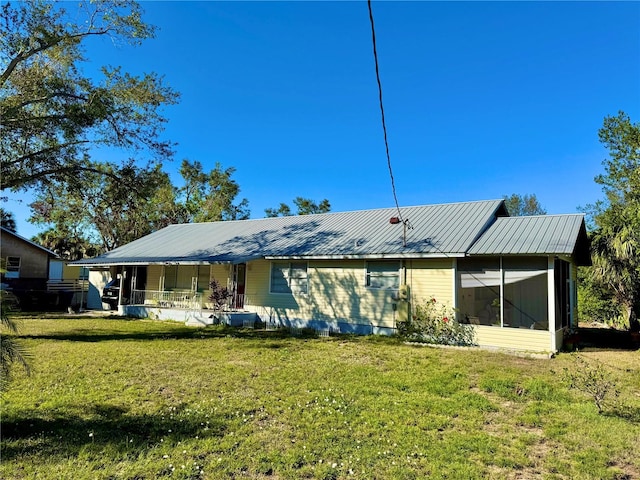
[2, 316, 639, 479]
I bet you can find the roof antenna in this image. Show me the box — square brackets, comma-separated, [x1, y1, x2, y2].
[402, 218, 413, 247]
[390, 216, 413, 247]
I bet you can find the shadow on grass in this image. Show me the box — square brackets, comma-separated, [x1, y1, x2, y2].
[577, 327, 639, 352]
[1, 402, 227, 461]
[17, 323, 398, 346]
[604, 404, 640, 424]
[17, 324, 305, 343]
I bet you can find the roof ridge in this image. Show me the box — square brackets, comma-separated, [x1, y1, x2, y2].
[172, 199, 506, 227]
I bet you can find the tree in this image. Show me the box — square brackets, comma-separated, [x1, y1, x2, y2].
[502, 193, 547, 216]
[0, 0, 178, 192]
[177, 160, 250, 223]
[265, 197, 331, 217]
[1, 265, 30, 391]
[0, 208, 17, 232]
[31, 229, 98, 261]
[29, 160, 250, 252]
[585, 111, 640, 331]
[29, 162, 171, 252]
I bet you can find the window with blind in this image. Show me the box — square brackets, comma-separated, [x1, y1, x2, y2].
[366, 261, 400, 289]
[270, 262, 308, 294]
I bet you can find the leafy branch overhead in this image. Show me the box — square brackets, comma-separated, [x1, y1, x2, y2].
[0, 0, 179, 191]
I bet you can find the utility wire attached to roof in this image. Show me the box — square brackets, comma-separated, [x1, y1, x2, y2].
[367, 0, 404, 224]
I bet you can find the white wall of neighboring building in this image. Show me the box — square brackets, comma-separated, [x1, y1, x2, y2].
[87, 269, 111, 310]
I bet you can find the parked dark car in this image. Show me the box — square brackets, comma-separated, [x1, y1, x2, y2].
[101, 278, 120, 310]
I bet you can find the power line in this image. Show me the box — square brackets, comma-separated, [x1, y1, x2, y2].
[367, 0, 403, 223]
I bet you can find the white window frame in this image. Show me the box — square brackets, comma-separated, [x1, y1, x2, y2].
[365, 261, 400, 290]
[270, 261, 308, 295]
[5, 256, 21, 279]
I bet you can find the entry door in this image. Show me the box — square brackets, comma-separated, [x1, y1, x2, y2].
[233, 264, 246, 308]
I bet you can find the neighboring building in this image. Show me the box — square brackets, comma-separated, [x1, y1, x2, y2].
[0, 226, 88, 310]
[72, 200, 590, 354]
[0, 226, 58, 291]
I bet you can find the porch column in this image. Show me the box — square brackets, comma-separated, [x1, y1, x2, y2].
[547, 257, 556, 352]
[117, 269, 126, 316]
[570, 264, 577, 330]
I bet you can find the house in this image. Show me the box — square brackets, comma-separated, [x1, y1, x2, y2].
[1, 226, 58, 291]
[0, 226, 88, 310]
[71, 200, 590, 354]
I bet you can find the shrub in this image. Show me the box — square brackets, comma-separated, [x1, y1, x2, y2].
[561, 354, 619, 414]
[398, 297, 476, 346]
[208, 279, 232, 310]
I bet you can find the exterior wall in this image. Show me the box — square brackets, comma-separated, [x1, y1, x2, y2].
[243, 258, 455, 334]
[405, 259, 455, 306]
[87, 269, 111, 310]
[474, 325, 551, 353]
[61, 263, 89, 280]
[0, 232, 50, 287]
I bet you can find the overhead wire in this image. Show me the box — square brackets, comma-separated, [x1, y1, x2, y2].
[367, 0, 403, 224]
[366, 4, 541, 326]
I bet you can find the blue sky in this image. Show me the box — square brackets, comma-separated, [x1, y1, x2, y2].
[6, 1, 640, 239]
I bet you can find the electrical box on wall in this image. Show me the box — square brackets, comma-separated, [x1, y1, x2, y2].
[397, 301, 411, 323]
[399, 284, 410, 301]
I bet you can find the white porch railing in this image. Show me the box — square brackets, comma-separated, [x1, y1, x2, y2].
[130, 290, 249, 311]
[131, 290, 203, 309]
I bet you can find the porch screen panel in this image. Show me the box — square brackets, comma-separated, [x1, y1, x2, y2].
[503, 257, 548, 330]
[176, 266, 194, 290]
[457, 258, 500, 326]
[197, 266, 210, 292]
[164, 265, 178, 290]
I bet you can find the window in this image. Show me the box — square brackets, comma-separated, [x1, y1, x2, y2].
[5, 256, 20, 279]
[457, 257, 548, 330]
[270, 262, 308, 294]
[366, 261, 400, 289]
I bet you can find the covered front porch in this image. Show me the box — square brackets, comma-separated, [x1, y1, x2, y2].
[101, 262, 252, 319]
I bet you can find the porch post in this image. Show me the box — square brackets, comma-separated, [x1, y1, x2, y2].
[548, 257, 557, 352]
[117, 268, 126, 316]
[569, 264, 577, 330]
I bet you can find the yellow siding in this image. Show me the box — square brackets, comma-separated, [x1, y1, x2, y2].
[474, 325, 551, 353]
[405, 259, 454, 306]
[245, 259, 456, 329]
[62, 264, 82, 280]
[211, 265, 231, 287]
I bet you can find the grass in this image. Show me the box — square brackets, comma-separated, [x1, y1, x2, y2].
[2, 315, 639, 479]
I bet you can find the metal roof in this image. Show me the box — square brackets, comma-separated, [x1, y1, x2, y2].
[468, 214, 591, 265]
[72, 200, 508, 266]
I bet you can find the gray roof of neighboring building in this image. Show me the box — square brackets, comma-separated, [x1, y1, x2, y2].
[71, 200, 508, 266]
[468, 214, 591, 265]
